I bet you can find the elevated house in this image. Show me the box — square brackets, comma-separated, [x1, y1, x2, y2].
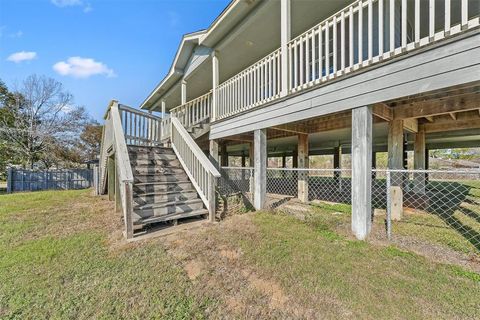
[99, 0, 480, 239]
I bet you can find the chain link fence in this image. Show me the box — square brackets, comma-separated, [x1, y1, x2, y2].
[217, 167, 254, 217]
[217, 166, 480, 254]
[266, 168, 353, 205]
[381, 169, 480, 252]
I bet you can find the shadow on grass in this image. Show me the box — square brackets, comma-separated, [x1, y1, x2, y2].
[266, 176, 480, 252]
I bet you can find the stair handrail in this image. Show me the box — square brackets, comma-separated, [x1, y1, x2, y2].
[99, 100, 134, 238]
[170, 116, 220, 219]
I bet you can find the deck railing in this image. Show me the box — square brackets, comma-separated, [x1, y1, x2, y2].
[214, 0, 479, 120]
[215, 48, 282, 120]
[170, 91, 212, 129]
[160, 91, 212, 141]
[118, 104, 162, 146]
[170, 117, 221, 218]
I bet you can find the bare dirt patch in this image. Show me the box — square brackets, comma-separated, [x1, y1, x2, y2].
[184, 260, 203, 280]
[158, 214, 322, 319]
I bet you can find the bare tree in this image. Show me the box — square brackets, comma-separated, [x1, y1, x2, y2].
[0, 75, 89, 168]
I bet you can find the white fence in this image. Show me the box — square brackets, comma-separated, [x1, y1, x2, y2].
[7, 168, 94, 193]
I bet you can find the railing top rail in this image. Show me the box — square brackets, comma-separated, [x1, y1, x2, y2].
[289, 0, 369, 45]
[170, 90, 212, 113]
[171, 117, 221, 177]
[221, 166, 254, 170]
[118, 104, 162, 120]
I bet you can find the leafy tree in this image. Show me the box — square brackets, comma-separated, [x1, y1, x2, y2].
[78, 123, 103, 161]
[0, 75, 89, 168]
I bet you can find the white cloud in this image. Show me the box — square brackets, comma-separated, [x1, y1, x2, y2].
[51, 0, 82, 7]
[83, 3, 92, 13]
[7, 51, 37, 63]
[51, 0, 92, 12]
[53, 57, 115, 79]
[9, 30, 23, 38]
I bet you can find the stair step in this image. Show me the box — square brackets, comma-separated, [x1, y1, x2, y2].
[133, 181, 193, 194]
[129, 153, 177, 161]
[128, 148, 174, 155]
[133, 190, 198, 205]
[134, 174, 188, 183]
[133, 167, 185, 175]
[135, 198, 203, 210]
[134, 209, 208, 226]
[130, 159, 181, 167]
[135, 199, 205, 216]
[128, 145, 173, 152]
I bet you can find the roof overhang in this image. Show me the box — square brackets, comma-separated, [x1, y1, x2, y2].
[140, 30, 206, 110]
[140, 0, 262, 110]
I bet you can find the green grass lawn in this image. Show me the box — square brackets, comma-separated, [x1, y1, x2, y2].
[0, 190, 213, 319]
[311, 196, 480, 256]
[234, 212, 480, 318]
[1, 189, 479, 319]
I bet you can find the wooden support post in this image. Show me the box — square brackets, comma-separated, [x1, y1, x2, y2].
[249, 142, 254, 193]
[298, 134, 309, 202]
[124, 182, 134, 239]
[161, 100, 166, 119]
[425, 148, 430, 182]
[254, 129, 267, 210]
[212, 51, 219, 121]
[115, 164, 121, 213]
[181, 80, 187, 105]
[208, 140, 219, 222]
[413, 127, 426, 194]
[292, 148, 298, 168]
[107, 157, 115, 201]
[388, 119, 404, 220]
[334, 146, 342, 190]
[388, 120, 404, 169]
[282, 155, 287, 168]
[351, 106, 373, 240]
[280, 0, 291, 97]
[220, 143, 228, 167]
[372, 151, 377, 179]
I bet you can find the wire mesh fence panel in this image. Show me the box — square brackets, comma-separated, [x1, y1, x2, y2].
[308, 169, 352, 204]
[217, 167, 254, 215]
[266, 168, 353, 203]
[384, 169, 480, 253]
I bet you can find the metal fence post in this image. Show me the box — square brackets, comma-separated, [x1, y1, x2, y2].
[386, 169, 392, 240]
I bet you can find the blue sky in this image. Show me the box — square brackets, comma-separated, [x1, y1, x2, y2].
[0, 0, 230, 121]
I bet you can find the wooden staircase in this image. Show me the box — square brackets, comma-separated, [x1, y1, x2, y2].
[129, 145, 208, 230]
[99, 100, 219, 239]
